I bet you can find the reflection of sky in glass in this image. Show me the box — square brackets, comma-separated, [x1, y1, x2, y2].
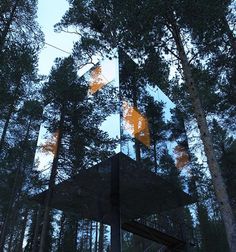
[34, 55, 120, 172]
[146, 84, 175, 122]
[84, 56, 120, 151]
[118, 51, 189, 171]
[34, 51, 189, 174]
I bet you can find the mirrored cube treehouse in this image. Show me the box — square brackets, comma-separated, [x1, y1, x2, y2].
[32, 50, 196, 251]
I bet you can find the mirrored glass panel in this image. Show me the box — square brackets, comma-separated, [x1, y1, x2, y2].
[119, 50, 190, 174]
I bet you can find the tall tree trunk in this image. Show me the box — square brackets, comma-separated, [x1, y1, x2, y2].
[94, 222, 98, 252]
[169, 18, 236, 251]
[79, 220, 84, 251]
[39, 112, 64, 252]
[73, 218, 78, 252]
[132, 83, 141, 162]
[86, 221, 89, 250]
[7, 229, 14, 252]
[0, 0, 20, 53]
[0, 77, 21, 152]
[89, 221, 93, 252]
[32, 207, 42, 252]
[0, 175, 18, 249]
[0, 101, 15, 151]
[189, 173, 203, 249]
[134, 137, 141, 162]
[153, 139, 158, 173]
[16, 208, 29, 252]
[6, 199, 20, 252]
[98, 223, 104, 252]
[0, 119, 32, 250]
[57, 214, 65, 251]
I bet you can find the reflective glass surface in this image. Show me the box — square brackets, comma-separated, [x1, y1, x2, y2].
[119, 50, 190, 174]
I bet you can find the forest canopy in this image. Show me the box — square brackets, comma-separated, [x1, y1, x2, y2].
[0, 0, 236, 251]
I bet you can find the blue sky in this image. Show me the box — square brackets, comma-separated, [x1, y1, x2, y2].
[37, 0, 78, 75]
[36, 0, 77, 170]
[35, 0, 121, 169]
[35, 0, 178, 170]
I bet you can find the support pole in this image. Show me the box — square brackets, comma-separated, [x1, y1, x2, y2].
[110, 154, 122, 252]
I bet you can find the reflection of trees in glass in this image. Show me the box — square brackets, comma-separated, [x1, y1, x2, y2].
[167, 108, 190, 170]
[143, 96, 166, 173]
[118, 51, 192, 245]
[55, 1, 236, 249]
[88, 65, 108, 95]
[159, 150, 181, 187]
[119, 50, 150, 161]
[157, 149, 190, 242]
[147, 107, 190, 241]
[41, 130, 59, 155]
[38, 56, 118, 251]
[174, 145, 189, 169]
[123, 101, 150, 147]
[119, 51, 190, 174]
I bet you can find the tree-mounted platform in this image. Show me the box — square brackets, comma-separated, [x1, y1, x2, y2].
[122, 221, 186, 250]
[32, 152, 196, 250]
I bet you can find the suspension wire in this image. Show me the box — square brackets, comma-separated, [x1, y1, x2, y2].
[44, 42, 71, 55]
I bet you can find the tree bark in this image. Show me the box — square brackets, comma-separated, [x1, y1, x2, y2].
[16, 208, 29, 252]
[132, 83, 141, 162]
[7, 229, 14, 252]
[98, 223, 104, 252]
[89, 221, 93, 252]
[73, 218, 78, 252]
[32, 207, 42, 252]
[0, 118, 32, 250]
[39, 112, 64, 252]
[57, 214, 65, 251]
[169, 19, 236, 252]
[94, 222, 98, 252]
[0, 120, 32, 251]
[0, 101, 15, 151]
[153, 139, 158, 173]
[79, 220, 85, 251]
[5, 199, 20, 252]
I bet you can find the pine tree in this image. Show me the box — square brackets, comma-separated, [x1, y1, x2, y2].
[55, 1, 236, 249]
[38, 55, 118, 251]
[0, 0, 43, 53]
[0, 44, 38, 152]
[211, 120, 236, 212]
[0, 97, 42, 250]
